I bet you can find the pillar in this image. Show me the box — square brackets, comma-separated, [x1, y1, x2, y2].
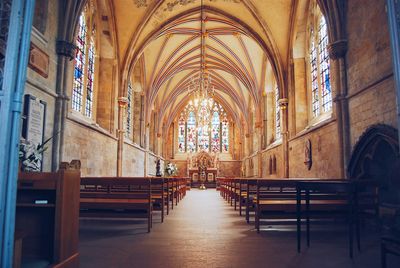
[279, 98, 289, 178]
[328, 40, 349, 178]
[117, 97, 128, 176]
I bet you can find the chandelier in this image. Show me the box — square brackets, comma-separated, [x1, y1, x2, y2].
[187, 72, 214, 102]
[187, 0, 215, 128]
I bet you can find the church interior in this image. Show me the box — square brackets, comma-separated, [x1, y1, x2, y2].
[1, 0, 400, 267]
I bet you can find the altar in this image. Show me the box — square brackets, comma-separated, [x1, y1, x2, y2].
[187, 152, 219, 188]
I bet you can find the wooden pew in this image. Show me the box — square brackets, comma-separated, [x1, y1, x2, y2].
[245, 178, 258, 223]
[150, 177, 166, 222]
[296, 180, 379, 258]
[80, 177, 153, 233]
[16, 162, 80, 268]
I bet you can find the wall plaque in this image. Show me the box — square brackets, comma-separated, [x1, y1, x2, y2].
[28, 42, 49, 78]
[23, 94, 47, 148]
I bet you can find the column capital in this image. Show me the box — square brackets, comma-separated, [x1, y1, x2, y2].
[56, 40, 76, 60]
[118, 97, 128, 107]
[327, 40, 348, 60]
[278, 98, 289, 110]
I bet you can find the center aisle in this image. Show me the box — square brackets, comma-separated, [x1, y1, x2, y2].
[79, 189, 381, 268]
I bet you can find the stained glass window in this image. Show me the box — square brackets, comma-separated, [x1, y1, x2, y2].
[221, 116, 229, 152]
[198, 125, 210, 151]
[309, 4, 332, 119]
[126, 82, 133, 138]
[211, 111, 220, 152]
[275, 85, 281, 139]
[72, 2, 96, 118]
[178, 115, 186, 152]
[197, 99, 211, 151]
[318, 16, 332, 113]
[72, 13, 86, 112]
[310, 29, 319, 117]
[187, 111, 197, 153]
[85, 37, 95, 117]
[177, 98, 230, 153]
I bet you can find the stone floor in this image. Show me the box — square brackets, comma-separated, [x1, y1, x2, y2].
[79, 189, 400, 268]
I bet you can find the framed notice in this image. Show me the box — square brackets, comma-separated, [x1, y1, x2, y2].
[22, 94, 47, 170]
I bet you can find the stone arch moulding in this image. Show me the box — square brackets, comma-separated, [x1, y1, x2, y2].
[348, 124, 399, 180]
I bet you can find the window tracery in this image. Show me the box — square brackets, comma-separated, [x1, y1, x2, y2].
[308, 3, 332, 119]
[72, 2, 97, 118]
[177, 98, 229, 153]
[275, 85, 281, 139]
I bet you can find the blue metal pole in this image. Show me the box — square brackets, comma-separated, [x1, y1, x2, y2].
[0, 0, 35, 267]
[387, 0, 400, 150]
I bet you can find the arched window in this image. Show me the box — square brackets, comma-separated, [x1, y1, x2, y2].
[221, 115, 229, 152]
[72, 1, 97, 118]
[125, 81, 133, 138]
[211, 110, 220, 153]
[177, 98, 230, 153]
[308, 3, 332, 119]
[178, 115, 186, 153]
[187, 111, 197, 153]
[275, 85, 281, 139]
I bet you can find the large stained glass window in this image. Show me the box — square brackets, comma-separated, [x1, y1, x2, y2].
[211, 111, 220, 152]
[309, 3, 332, 119]
[198, 125, 210, 151]
[187, 111, 197, 153]
[177, 98, 229, 153]
[72, 1, 96, 118]
[178, 115, 186, 152]
[275, 85, 281, 139]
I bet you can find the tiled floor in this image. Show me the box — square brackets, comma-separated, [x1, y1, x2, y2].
[79, 189, 399, 268]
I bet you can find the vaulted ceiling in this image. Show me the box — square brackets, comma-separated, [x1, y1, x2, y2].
[107, 0, 296, 133]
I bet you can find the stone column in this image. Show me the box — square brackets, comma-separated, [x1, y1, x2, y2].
[144, 125, 150, 176]
[255, 120, 263, 177]
[279, 98, 289, 178]
[53, 40, 76, 171]
[328, 40, 349, 178]
[117, 97, 128, 176]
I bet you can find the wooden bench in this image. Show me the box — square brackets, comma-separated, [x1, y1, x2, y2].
[296, 180, 379, 258]
[381, 235, 400, 268]
[16, 162, 80, 268]
[150, 177, 166, 222]
[80, 177, 153, 233]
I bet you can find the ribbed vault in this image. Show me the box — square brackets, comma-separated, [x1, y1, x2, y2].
[126, 6, 280, 138]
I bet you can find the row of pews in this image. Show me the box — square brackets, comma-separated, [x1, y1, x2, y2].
[80, 175, 187, 233]
[15, 162, 188, 268]
[218, 177, 379, 258]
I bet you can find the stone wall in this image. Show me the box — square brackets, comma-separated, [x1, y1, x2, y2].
[288, 122, 341, 178]
[123, 142, 146, 176]
[218, 161, 241, 177]
[346, 0, 397, 151]
[63, 119, 118, 176]
[261, 143, 283, 178]
[23, 0, 59, 171]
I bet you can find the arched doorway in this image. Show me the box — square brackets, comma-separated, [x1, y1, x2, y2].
[348, 124, 400, 205]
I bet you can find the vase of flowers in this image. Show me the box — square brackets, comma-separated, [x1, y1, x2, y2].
[19, 136, 52, 172]
[165, 162, 178, 176]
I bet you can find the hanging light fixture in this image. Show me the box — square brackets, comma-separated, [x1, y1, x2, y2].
[187, 0, 215, 129]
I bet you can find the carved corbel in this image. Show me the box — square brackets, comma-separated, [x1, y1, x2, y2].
[56, 40, 76, 60]
[327, 40, 348, 60]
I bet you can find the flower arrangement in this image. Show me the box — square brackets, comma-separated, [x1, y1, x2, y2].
[19, 136, 52, 172]
[165, 162, 178, 176]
